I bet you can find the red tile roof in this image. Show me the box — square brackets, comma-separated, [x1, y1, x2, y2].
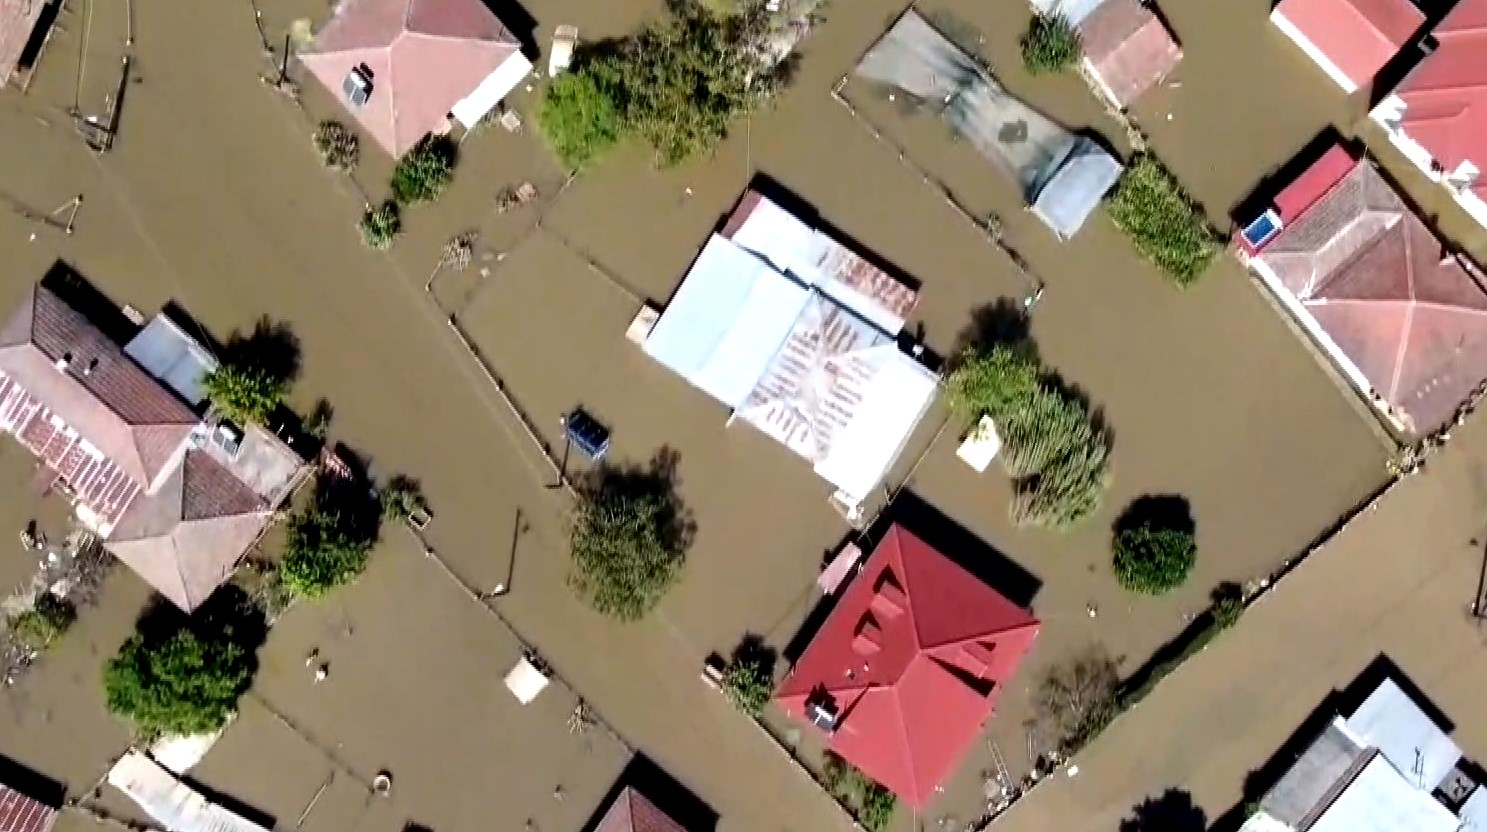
[300, 0, 523, 156]
[0, 0, 45, 86]
[0, 284, 198, 486]
[1393, 0, 1487, 197]
[1254, 158, 1487, 436]
[109, 450, 272, 611]
[774, 525, 1039, 808]
[1275, 0, 1423, 89]
[0, 785, 57, 832]
[1078, 0, 1183, 108]
[592, 787, 689, 832]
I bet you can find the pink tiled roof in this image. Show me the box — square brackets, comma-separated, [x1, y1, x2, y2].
[1079, 0, 1183, 108]
[0, 284, 198, 486]
[593, 787, 690, 832]
[110, 451, 272, 611]
[1394, 0, 1487, 198]
[300, 0, 523, 156]
[1275, 0, 1423, 88]
[1255, 160, 1487, 436]
[0, 0, 45, 86]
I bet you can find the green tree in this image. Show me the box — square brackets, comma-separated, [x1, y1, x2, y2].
[1113, 523, 1197, 595]
[1107, 154, 1219, 285]
[539, 66, 625, 170]
[359, 200, 401, 250]
[9, 594, 76, 651]
[945, 344, 1041, 421]
[391, 136, 457, 204]
[280, 507, 374, 598]
[104, 628, 252, 737]
[203, 363, 287, 424]
[721, 653, 773, 715]
[1020, 13, 1081, 75]
[569, 487, 687, 621]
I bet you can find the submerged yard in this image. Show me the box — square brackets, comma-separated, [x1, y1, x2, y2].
[0, 0, 1402, 830]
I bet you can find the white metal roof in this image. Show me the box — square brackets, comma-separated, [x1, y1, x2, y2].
[124, 315, 219, 409]
[1309, 753, 1461, 832]
[504, 656, 551, 704]
[1346, 679, 1461, 791]
[108, 750, 271, 832]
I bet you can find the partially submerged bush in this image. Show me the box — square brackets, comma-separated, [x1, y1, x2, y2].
[359, 200, 401, 250]
[281, 506, 375, 598]
[1020, 13, 1082, 75]
[1107, 154, 1219, 285]
[203, 364, 288, 424]
[391, 136, 457, 204]
[539, 67, 624, 170]
[1113, 523, 1197, 594]
[822, 753, 897, 832]
[9, 594, 76, 651]
[721, 648, 774, 716]
[104, 626, 253, 737]
[313, 120, 360, 171]
[569, 486, 687, 621]
[947, 344, 1112, 530]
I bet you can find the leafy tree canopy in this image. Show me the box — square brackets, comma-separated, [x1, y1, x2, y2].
[203, 364, 288, 425]
[391, 136, 457, 204]
[281, 507, 375, 599]
[1113, 523, 1197, 595]
[104, 627, 252, 737]
[569, 487, 686, 621]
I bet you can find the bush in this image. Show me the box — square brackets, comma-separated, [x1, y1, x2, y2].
[858, 786, 896, 832]
[379, 475, 429, 523]
[721, 653, 773, 716]
[539, 67, 625, 170]
[280, 507, 374, 599]
[1113, 523, 1197, 595]
[569, 485, 687, 621]
[9, 594, 76, 651]
[313, 120, 359, 171]
[359, 201, 401, 250]
[947, 344, 1112, 530]
[1107, 155, 1219, 285]
[821, 753, 896, 831]
[391, 136, 457, 204]
[203, 364, 287, 424]
[1020, 13, 1081, 75]
[103, 627, 253, 737]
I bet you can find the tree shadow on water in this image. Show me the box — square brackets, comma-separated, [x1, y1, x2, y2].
[134, 585, 269, 661]
[222, 316, 301, 388]
[581, 445, 696, 555]
[1120, 789, 1207, 832]
[1114, 494, 1196, 538]
[730, 632, 778, 677]
[951, 297, 1036, 364]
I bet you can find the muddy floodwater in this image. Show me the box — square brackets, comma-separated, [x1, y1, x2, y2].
[0, 0, 1406, 829]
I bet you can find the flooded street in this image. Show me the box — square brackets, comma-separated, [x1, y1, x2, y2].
[0, 0, 1402, 829]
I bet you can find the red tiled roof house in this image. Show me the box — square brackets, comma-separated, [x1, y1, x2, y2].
[1371, 0, 1487, 231]
[1077, 0, 1183, 110]
[0, 784, 57, 832]
[1271, 0, 1423, 94]
[1238, 146, 1487, 438]
[775, 525, 1039, 808]
[0, 282, 308, 610]
[592, 787, 690, 832]
[300, 0, 534, 157]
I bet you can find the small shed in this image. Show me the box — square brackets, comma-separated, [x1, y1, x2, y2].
[504, 654, 551, 704]
[1078, 0, 1183, 110]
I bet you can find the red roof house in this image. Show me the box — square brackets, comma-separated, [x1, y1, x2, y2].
[1371, 0, 1487, 229]
[0, 282, 308, 610]
[0, 784, 56, 832]
[592, 787, 690, 832]
[300, 0, 533, 157]
[1077, 0, 1183, 110]
[775, 525, 1039, 808]
[1272, 0, 1423, 93]
[1245, 150, 1487, 437]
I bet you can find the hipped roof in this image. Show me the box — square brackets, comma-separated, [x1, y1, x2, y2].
[592, 787, 690, 832]
[1393, 0, 1487, 198]
[0, 284, 197, 485]
[775, 525, 1038, 807]
[300, 0, 523, 156]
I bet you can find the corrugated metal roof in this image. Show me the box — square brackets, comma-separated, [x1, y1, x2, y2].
[108, 751, 270, 832]
[0, 785, 56, 832]
[1260, 718, 1367, 826]
[1345, 679, 1462, 792]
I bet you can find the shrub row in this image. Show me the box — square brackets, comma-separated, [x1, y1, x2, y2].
[1107, 154, 1219, 286]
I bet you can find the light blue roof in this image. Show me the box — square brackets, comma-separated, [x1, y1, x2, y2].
[1345, 678, 1461, 792]
[643, 236, 810, 408]
[1030, 137, 1124, 240]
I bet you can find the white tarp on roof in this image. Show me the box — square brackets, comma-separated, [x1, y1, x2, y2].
[124, 316, 220, 409]
[643, 235, 810, 408]
[1346, 679, 1461, 791]
[108, 750, 271, 832]
[1309, 754, 1460, 832]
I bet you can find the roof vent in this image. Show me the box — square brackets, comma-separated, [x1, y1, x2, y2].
[870, 570, 906, 618]
[83, 357, 99, 376]
[343, 65, 373, 107]
[54, 352, 73, 372]
[852, 615, 881, 656]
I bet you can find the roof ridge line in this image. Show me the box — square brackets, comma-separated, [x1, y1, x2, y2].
[918, 618, 1040, 651]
